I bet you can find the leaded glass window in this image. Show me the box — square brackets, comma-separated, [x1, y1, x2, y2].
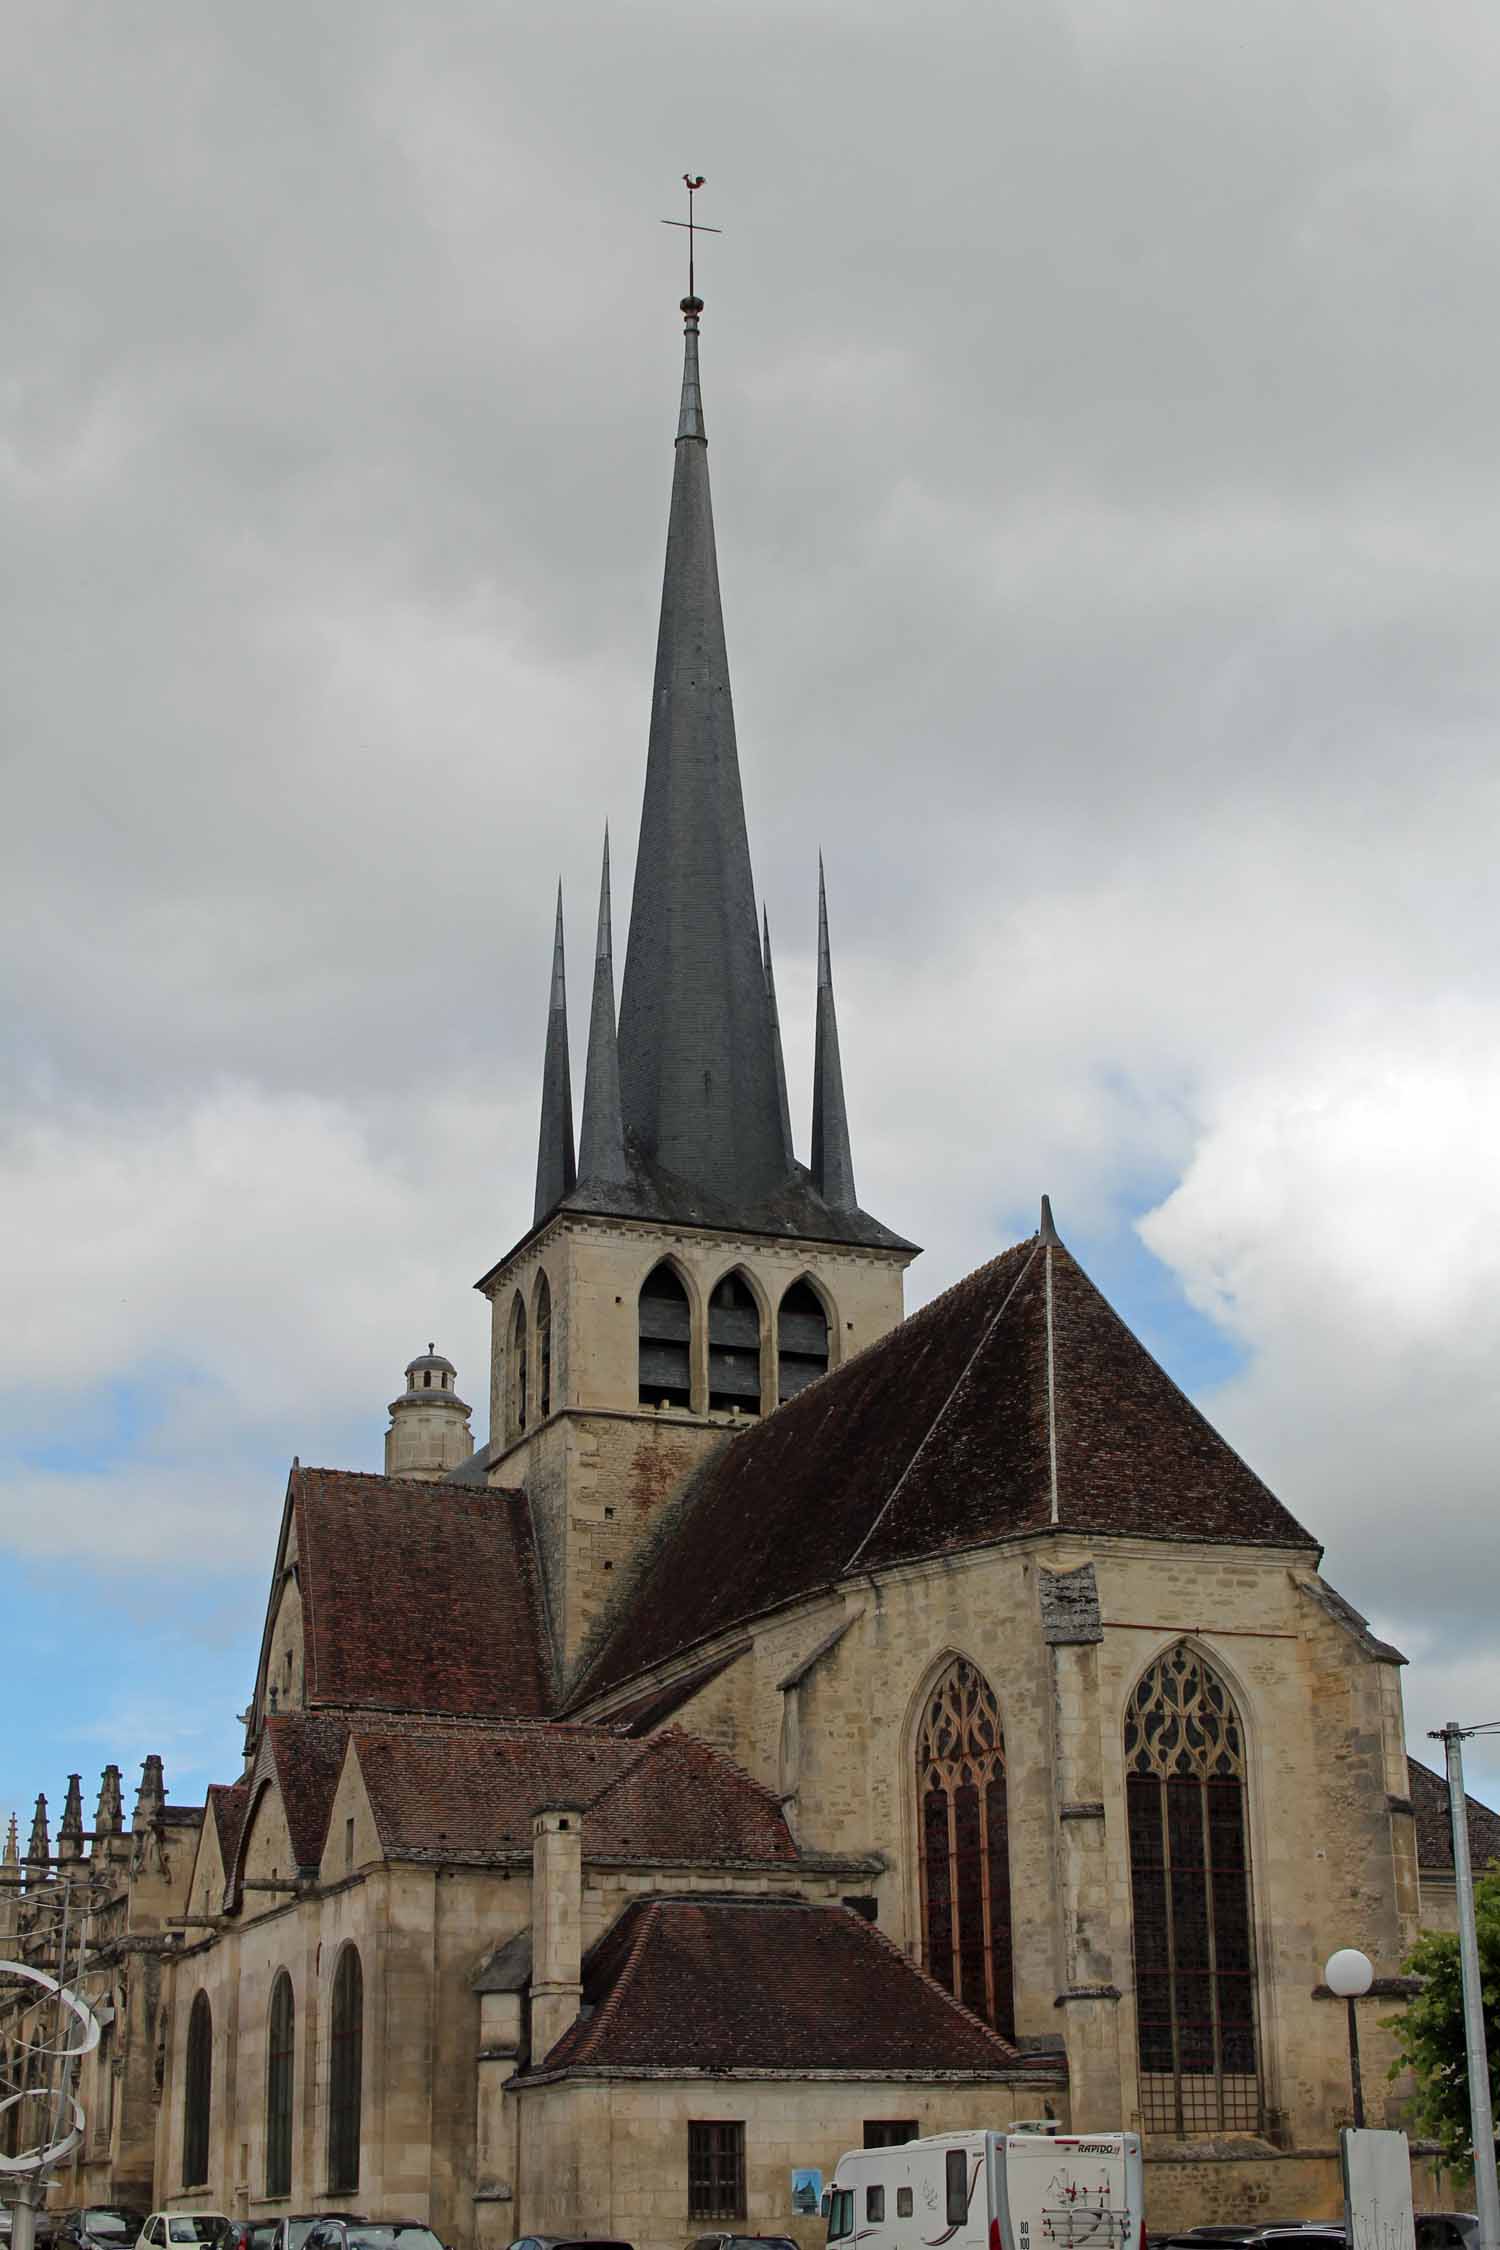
[265, 1971, 294, 2197]
[182, 1989, 212, 2186]
[916, 1658, 1014, 2037]
[327, 1946, 362, 2192]
[1125, 1643, 1262, 2134]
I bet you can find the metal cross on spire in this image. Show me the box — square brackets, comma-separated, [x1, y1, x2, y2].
[660, 172, 721, 308]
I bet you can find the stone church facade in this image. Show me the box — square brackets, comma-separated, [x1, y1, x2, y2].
[8, 288, 1494, 2248]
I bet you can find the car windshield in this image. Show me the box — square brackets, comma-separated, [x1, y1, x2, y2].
[167, 2224, 230, 2245]
[347, 2233, 444, 2250]
[284, 2229, 322, 2250]
[85, 2222, 142, 2239]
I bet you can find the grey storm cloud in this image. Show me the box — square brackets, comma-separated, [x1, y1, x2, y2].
[5, 0, 1500, 1797]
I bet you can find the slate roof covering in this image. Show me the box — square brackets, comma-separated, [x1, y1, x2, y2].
[528, 1898, 1058, 2081]
[1408, 1756, 1500, 1875]
[350, 1722, 796, 1864]
[292, 1466, 550, 1720]
[574, 1234, 1319, 1706]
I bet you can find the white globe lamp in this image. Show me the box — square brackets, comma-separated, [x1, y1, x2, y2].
[1324, 1947, 1375, 2127]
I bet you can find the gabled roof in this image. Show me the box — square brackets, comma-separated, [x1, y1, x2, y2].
[1408, 1756, 1500, 1875]
[205, 1781, 249, 1872]
[292, 1466, 550, 1720]
[263, 1713, 349, 1871]
[527, 1898, 1058, 2081]
[573, 1232, 1319, 1706]
[349, 1722, 796, 1865]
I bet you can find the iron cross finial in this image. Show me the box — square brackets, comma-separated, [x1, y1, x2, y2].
[660, 171, 722, 311]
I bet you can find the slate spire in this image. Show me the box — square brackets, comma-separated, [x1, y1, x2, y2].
[762, 906, 794, 1163]
[811, 856, 857, 1212]
[578, 829, 627, 1185]
[533, 883, 577, 1225]
[615, 296, 787, 1205]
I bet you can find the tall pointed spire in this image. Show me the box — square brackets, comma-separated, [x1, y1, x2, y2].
[762, 906, 794, 1163]
[578, 828, 627, 1185]
[811, 856, 857, 1212]
[2, 1813, 17, 1868]
[26, 1793, 49, 1871]
[615, 294, 787, 1205]
[58, 1773, 84, 1863]
[534, 883, 577, 1224]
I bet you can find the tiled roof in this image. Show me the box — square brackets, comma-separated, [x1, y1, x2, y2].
[529, 1898, 1058, 2080]
[351, 1722, 796, 1864]
[293, 1466, 550, 1720]
[206, 1782, 249, 1871]
[573, 1236, 1318, 1704]
[1408, 1756, 1500, 1875]
[264, 1712, 349, 1871]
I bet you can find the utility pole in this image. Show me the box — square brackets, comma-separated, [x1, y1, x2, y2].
[1434, 1723, 1500, 2250]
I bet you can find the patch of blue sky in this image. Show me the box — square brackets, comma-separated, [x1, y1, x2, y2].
[14, 1374, 161, 1473]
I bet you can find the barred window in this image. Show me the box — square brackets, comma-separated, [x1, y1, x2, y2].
[688, 2120, 745, 2220]
[182, 1989, 212, 2186]
[265, 1971, 294, 2197]
[916, 1658, 1015, 2038]
[1125, 1643, 1262, 2135]
[327, 1946, 362, 2192]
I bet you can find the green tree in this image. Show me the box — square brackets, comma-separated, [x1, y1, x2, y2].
[1386, 1868, 1500, 2167]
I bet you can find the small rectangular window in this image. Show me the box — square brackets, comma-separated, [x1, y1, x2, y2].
[688, 2120, 745, 2221]
[897, 2190, 913, 2219]
[864, 2121, 918, 2149]
[866, 2189, 885, 2224]
[946, 2150, 969, 2226]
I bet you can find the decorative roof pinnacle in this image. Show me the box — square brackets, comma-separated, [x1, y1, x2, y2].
[1039, 1194, 1061, 1246]
[811, 855, 858, 1213]
[762, 906, 794, 1163]
[578, 826, 627, 1186]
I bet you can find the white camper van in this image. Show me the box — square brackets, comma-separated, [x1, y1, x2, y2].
[825, 2131, 1144, 2250]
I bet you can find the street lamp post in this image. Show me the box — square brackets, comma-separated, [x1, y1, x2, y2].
[1325, 1947, 1375, 2130]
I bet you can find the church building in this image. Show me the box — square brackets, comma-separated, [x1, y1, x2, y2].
[7, 279, 1490, 2250]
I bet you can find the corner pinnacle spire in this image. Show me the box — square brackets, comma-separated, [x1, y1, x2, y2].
[533, 884, 577, 1225]
[811, 856, 857, 1212]
[578, 829, 627, 1185]
[3, 1812, 18, 1867]
[762, 906, 794, 1163]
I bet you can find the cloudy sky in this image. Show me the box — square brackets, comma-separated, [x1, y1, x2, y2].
[5, 0, 1500, 1848]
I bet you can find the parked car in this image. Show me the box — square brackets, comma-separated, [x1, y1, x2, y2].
[136, 2216, 233, 2250]
[223, 2227, 277, 2250]
[505, 2237, 635, 2250]
[52, 2214, 146, 2250]
[1416, 2221, 1480, 2250]
[686, 2237, 798, 2250]
[270, 2218, 365, 2250]
[302, 2225, 447, 2250]
[1157, 2231, 1345, 2250]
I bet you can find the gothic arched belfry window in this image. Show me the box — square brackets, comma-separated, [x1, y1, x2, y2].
[1125, 1643, 1262, 2134]
[916, 1658, 1014, 2038]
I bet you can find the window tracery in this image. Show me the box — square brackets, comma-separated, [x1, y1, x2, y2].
[915, 1657, 1014, 2038]
[1125, 1643, 1261, 2133]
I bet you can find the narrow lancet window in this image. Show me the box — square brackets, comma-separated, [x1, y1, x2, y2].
[777, 1278, 830, 1402]
[535, 1272, 553, 1420]
[916, 1658, 1014, 2038]
[182, 1988, 212, 2186]
[328, 1944, 363, 2192]
[265, 1971, 294, 2197]
[638, 1263, 691, 1409]
[1125, 1643, 1261, 2134]
[708, 1270, 762, 1414]
[506, 1293, 528, 1442]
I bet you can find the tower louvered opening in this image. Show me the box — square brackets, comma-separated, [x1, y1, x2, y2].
[708, 1270, 761, 1414]
[777, 1277, 830, 1402]
[638, 1263, 692, 1409]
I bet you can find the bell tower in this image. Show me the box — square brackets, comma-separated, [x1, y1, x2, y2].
[476, 270, 916, 1680]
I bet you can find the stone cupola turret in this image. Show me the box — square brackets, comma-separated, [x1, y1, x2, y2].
[385, 1345, 475, 1481]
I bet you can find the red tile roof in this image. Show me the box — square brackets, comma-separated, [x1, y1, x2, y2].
[264, 1712, 349, 1870]
[573, 1238, 1318, 1704]
[205, 1782, 249, 1872]
[293, 1467, 550, 1720]
[1408, 1756, 1500, 1875]
[529, 1898, 1059, 2080]
[350, 1722, 796, 1863]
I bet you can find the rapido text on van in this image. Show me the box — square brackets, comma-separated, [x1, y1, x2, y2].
[825, 2130, 1145, 2250]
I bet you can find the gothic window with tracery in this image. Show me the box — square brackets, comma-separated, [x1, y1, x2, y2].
[265, 1971, 294, 2197]
[916, 1658, 1014, 2038]
[327, 1944, 362, 2192]
[1125, 1643, 1261, 2134]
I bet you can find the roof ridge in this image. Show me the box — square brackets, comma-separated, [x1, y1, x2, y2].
[845, 1244, 1042, 1573]
[850, 1905, 1028, 2066]
[556, 1897, 661, 2072]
